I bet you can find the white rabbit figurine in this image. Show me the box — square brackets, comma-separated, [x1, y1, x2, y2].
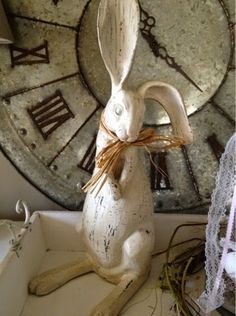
[29, 0, 193, 315]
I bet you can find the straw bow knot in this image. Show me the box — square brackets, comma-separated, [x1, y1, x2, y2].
[82, 113, 184, 194]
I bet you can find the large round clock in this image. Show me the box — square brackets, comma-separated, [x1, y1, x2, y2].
[0, 0, 235, 212]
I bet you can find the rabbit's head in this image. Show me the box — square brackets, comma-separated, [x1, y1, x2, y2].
[103, 89, 145, 142]
[98, 0, 193, 144]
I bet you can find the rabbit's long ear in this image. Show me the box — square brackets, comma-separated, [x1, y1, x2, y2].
[138, 81, 193, 144]
[97, 0, 139, 92]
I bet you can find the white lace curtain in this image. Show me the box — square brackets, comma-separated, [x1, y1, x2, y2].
[198, 133, 236, 313]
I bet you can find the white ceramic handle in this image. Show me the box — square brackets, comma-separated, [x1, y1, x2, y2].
[15, 200, 30, 226]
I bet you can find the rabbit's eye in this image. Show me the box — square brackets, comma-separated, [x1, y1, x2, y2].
[115, 105, 123, 116]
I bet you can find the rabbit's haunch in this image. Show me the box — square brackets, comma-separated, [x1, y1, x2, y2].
[82, 112, 184, 195]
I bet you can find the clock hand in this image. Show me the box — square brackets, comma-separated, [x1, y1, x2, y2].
[9, 13, 77, 31]
[139, 3, 203, 93]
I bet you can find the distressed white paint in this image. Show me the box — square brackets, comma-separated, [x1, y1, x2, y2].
[29, 0, 192, 315]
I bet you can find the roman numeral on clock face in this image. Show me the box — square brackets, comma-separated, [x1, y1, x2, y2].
[9, 40, 49, 67]
[206, 133, 224, 162]
[27, 90, 74, 139]
[78, 135, 97, 174]
[150, 152, 172, 191]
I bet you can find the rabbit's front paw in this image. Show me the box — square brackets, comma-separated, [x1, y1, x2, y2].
[110, 190, 122, 201]
[29, 274, 51, 296]
[108, 180, 122, 200]
[29, 270, 64, 296]
[112, 185, 122, 201]
[90, 304, 115, 316]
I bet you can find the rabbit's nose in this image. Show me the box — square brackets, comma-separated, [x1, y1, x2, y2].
[127, 125, 139, 142]
[127, 135, 138, 142]
[127, 128, 139, 142]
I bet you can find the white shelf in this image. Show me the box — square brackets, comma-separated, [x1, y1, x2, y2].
[0, 211, 219, 316]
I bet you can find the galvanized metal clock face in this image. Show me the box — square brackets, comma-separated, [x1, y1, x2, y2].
[0, 0, 235, 212]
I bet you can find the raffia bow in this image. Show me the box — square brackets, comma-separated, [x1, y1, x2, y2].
[82, 113, 184, 195]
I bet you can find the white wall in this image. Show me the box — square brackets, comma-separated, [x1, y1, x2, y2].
[0, 151, 63, 220]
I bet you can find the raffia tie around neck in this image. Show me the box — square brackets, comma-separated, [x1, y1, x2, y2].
[82, 112, 184, 194]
